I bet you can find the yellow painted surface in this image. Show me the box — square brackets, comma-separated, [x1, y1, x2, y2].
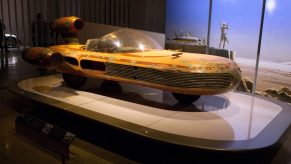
[47, 45, 241, 95]
[50, 45, 237, 74]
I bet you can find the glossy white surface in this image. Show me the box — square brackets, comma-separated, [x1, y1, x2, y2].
[19, 74, 282, 141]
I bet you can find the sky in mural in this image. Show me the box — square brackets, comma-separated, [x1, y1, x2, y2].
[166, 0, 291, 62]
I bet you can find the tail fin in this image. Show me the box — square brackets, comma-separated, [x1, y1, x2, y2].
[50, 16, 84, 44]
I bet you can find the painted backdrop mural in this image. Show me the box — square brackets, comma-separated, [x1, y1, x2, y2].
[166, 0, 291, 103]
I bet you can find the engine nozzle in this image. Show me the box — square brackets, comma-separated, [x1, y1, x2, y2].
[49, 16, 84, 44]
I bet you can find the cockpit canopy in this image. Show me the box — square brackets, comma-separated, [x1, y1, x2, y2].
[85, 29, 162, 53]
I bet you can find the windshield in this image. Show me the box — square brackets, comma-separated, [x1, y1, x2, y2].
[85, 29, 162, 53]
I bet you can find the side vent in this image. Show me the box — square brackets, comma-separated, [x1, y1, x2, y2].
[64, 57, 78, 66]
[80, 60, 106, 71]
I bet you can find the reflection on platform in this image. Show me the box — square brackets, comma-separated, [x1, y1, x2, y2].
[0, 53, 8, 71]
[18, 74, 282, 141]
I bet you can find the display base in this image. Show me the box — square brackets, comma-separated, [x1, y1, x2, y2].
[10, 74, 291, 152]
[15, 114, 75, 160]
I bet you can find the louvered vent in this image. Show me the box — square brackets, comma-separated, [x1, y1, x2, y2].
[105, 63, 232, 88]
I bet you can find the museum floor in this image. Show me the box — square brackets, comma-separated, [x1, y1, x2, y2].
[0, 49, 135, 163]
[0, 49, 290, 163]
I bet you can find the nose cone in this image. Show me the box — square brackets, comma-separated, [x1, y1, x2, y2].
[22, 47, 48, 65]
[22, 47, 62, 68]
[22, 47, 44, 65]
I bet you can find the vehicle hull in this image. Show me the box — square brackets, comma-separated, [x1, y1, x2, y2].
[46, 45, 241, 95]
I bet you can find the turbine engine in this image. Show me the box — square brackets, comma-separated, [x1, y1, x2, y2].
[50, 16, 84, 44]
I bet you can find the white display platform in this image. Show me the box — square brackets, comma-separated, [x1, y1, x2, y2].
[17, 74, 283, 142]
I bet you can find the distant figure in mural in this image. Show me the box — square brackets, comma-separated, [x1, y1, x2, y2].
[219, 20, 229, 49]
[32, 13, 49, 47]
[0, 19, 9, 52]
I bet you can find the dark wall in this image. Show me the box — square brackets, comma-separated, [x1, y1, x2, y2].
[0, 0, 166, 46]
[76, 0, 166, 33]
[129, 0, 165, 33]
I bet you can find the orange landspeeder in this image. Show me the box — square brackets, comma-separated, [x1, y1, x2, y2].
[22, 16, 241, 103]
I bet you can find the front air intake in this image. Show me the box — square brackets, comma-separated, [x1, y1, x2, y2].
[80, 60, 106, 71]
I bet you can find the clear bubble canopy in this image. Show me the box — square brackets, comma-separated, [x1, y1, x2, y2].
[85, 29, 162, 53]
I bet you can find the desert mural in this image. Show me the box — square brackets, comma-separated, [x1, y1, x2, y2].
[166, 0, 291, 103]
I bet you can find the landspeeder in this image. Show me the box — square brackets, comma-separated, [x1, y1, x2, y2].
[22, 16, 241, 103]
